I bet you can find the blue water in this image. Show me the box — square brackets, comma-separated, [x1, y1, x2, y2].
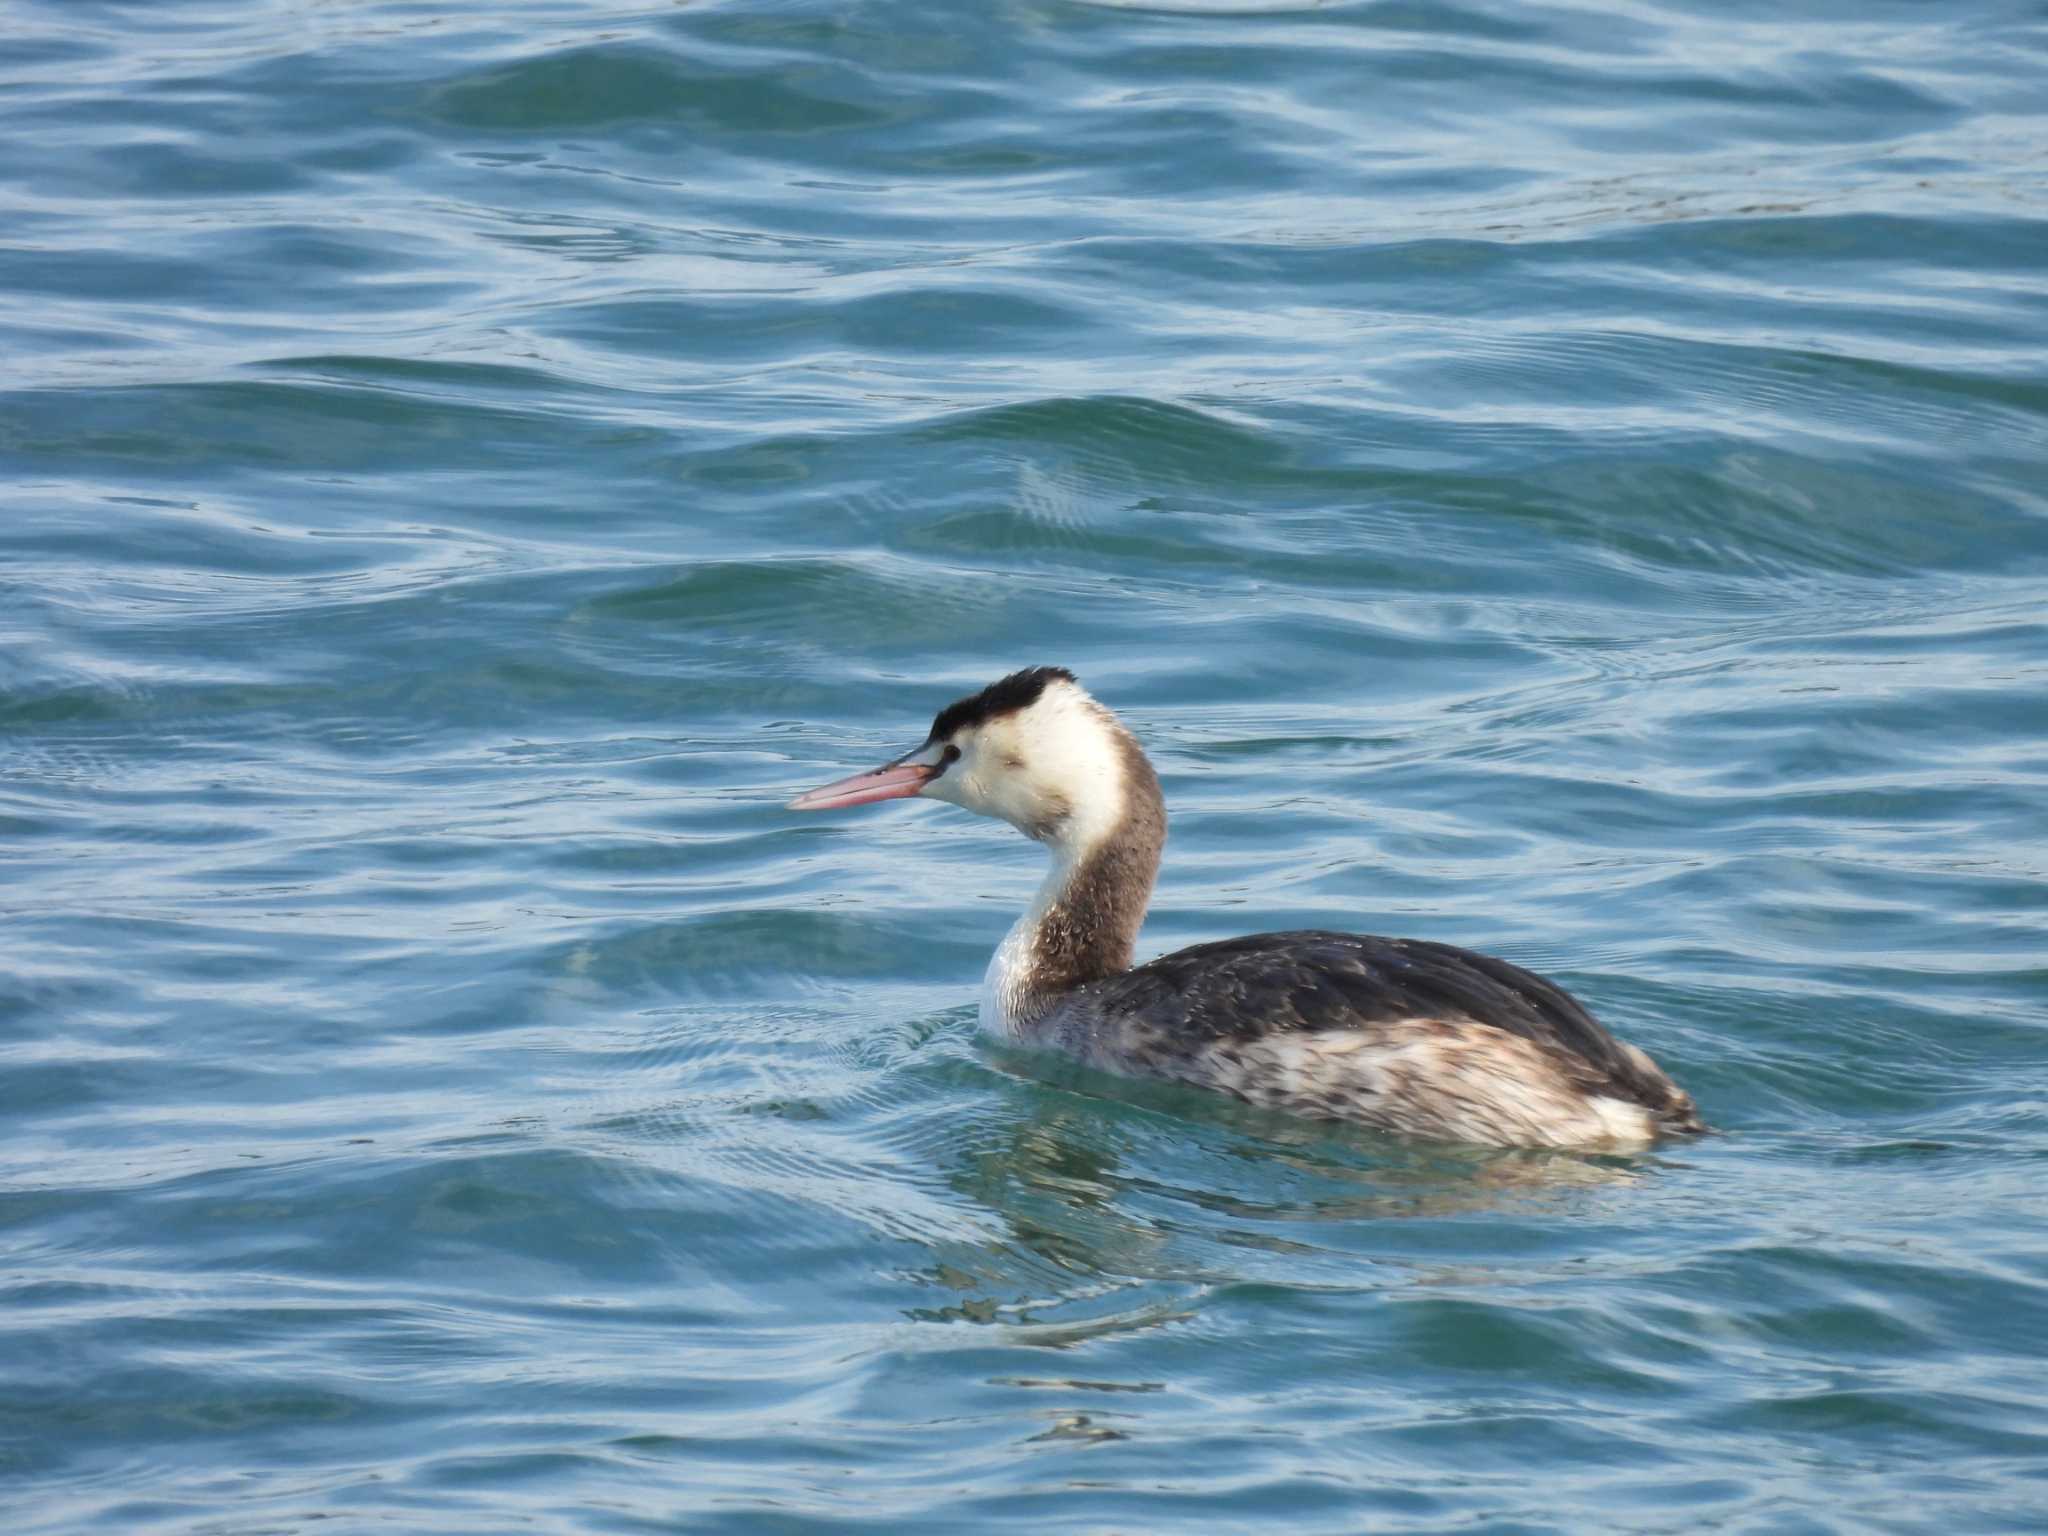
[5, 0, 2048, 1529]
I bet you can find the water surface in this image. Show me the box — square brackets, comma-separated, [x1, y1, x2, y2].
[4, 0, 2048, 1530]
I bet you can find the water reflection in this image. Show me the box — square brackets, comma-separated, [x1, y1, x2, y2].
[907, 1040, 1660, 1341]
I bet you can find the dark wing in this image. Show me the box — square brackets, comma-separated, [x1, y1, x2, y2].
[1073, 930, 1677, 1113]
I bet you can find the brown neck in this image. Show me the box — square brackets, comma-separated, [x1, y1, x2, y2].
[1021, 730, 1166, 1007]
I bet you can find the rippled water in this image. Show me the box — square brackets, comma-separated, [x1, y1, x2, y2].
[5, 0, 2048, 1530]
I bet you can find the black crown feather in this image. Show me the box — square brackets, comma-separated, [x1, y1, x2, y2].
[928, 666, 1077, 742]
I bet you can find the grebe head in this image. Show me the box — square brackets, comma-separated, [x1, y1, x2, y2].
[793, 667, 1168, 1027]
[788, 665, 1133, 853]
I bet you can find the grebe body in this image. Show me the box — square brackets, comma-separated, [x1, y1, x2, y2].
[789, 668, 1702, 1150]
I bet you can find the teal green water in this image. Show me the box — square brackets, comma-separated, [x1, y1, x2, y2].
[5, 0, 2048, 1530]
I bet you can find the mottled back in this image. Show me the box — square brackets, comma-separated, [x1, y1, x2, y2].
[1072, 930, 1687, 1117]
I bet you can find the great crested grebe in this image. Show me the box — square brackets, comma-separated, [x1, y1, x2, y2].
[789, 667, 1703, 1149]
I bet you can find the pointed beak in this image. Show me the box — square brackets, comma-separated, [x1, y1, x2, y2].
[786, 755, 936, 812]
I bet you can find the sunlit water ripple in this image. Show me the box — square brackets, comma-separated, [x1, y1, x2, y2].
[3, 0, 2046, 1530]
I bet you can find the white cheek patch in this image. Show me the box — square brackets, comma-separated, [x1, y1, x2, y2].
[916, 732, 972, 807]
[994, 685, 1127, 853]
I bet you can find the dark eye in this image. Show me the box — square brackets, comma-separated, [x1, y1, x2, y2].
[941, 744, 962, 765]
